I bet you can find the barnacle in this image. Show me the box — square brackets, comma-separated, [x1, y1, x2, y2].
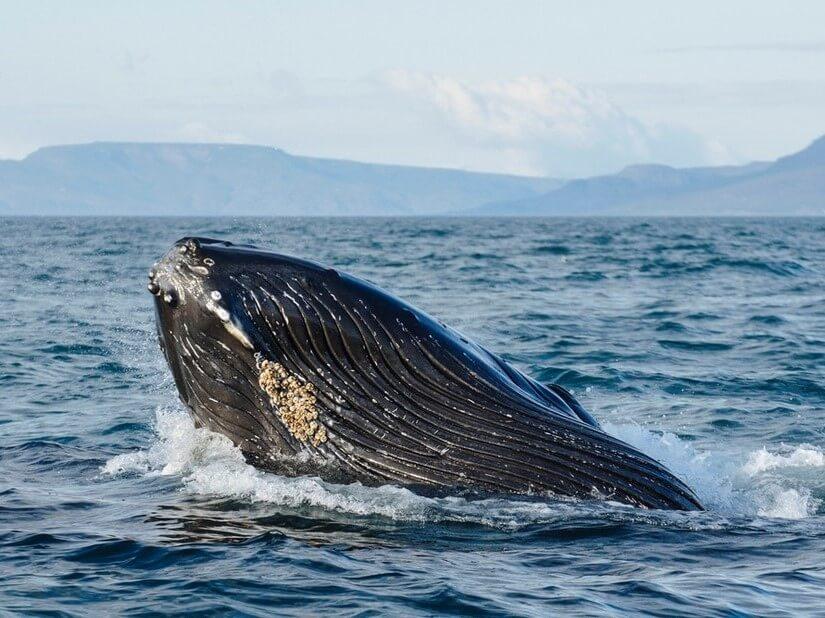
[258, 360, 327, 447]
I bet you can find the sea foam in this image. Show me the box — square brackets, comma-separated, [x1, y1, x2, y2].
[606, 422, 822, 519]
[104, 406, 823, 524]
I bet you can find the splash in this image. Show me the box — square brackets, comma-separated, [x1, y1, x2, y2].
[103, 406, 822, 525]
[742, 445, 825, 475]
[103, 407, 597, 526]
[102, 408, 242, 478]
[605, 423, 823, 519]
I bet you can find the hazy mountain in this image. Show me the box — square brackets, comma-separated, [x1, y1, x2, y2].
[0, 143, 561, 216]
[470, 135, 825, 216]
[2, 138, 823, 217]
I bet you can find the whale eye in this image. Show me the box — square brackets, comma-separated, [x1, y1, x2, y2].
[163, 291, 177, 306]
[204, 258, 215, 266]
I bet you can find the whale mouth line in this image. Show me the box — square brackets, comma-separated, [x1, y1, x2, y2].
[149, 236, 705, 512]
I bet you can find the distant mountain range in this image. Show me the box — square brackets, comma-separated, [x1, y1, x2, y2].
[0, 137, 823, 216]
[472, 135, 825, 216]
[0, 143, 560, 216]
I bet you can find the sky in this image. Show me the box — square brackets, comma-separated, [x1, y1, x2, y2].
[2, 1, 824, 177]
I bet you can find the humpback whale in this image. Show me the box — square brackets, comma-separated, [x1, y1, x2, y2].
[148, 237, 703, 511]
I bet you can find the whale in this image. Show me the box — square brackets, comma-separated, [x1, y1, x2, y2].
[148, 237, 703, 511]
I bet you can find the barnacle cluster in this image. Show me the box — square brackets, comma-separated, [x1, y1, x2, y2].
[258, 360, 327, 446]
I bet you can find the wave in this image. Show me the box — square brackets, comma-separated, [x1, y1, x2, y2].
[103, 406, 823, 526]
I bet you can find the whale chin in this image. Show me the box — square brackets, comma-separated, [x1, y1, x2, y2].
[148, 237, 704, 511]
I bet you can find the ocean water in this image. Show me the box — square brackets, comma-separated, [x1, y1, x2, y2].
[2, 216, 825, 616]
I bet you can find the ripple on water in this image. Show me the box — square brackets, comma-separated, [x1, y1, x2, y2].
[2, 217, 825, 615]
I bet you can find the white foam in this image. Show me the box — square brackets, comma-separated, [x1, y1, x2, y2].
[103, 406, 822, 524]
[102, 407, 239, 477]
[605, 422, 823, 520]
[742, 445, 825, 475]
[104, 408, 588, 526]
[756, 488, 817, 519]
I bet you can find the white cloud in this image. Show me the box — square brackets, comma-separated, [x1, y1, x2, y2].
[383, 70, 720, 176]
[1, 70, 729, 177]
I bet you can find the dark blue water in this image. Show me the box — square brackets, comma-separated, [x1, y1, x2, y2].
[2, 217, 824, 616]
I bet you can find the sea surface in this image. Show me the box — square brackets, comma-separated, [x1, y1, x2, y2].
[2, 217, 825, 616]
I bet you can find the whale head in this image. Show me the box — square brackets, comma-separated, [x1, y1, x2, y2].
[147, 236, 324, 463]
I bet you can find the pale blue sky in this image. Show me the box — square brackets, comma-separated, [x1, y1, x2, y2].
[2, 1, 824, 176]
